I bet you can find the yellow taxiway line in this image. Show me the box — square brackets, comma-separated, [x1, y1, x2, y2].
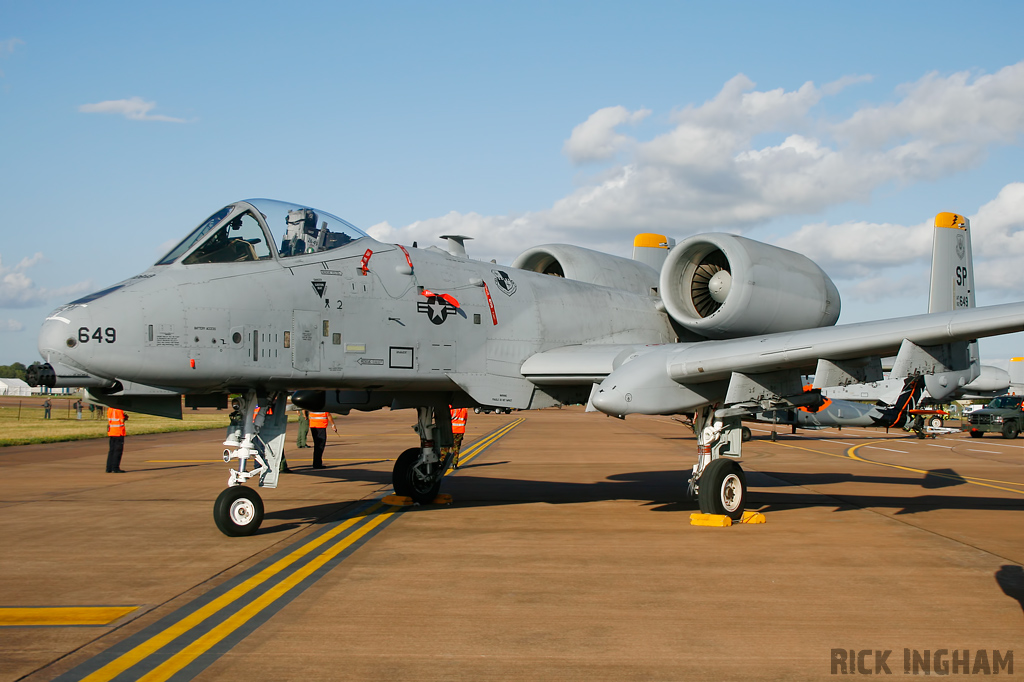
[68, 417, 525, 682]
[79, 502, 392, 682]
[766, 439, 1024, 496]
[0, 606, 138, 627]
[446, 418, 524, 475]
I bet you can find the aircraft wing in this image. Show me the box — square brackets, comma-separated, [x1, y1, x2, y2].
[588, 301, 1024, 416]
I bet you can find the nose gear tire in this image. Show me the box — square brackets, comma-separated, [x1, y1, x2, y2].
[214, 486, 264, 537]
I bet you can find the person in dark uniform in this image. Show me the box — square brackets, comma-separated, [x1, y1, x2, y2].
[297, 409, 310, 448]
[106, 408, 128, 473]
[308, 411, 337, 469]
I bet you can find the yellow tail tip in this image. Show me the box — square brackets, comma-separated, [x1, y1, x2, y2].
[934, 212, 968, 229]
[633, 233, 670, 249]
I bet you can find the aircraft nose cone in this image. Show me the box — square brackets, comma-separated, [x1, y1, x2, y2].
[38, 315, 78, 359]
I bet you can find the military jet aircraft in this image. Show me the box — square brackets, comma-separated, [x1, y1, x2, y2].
[28, 200, 1024, 533]
[755, 375, 925, 432]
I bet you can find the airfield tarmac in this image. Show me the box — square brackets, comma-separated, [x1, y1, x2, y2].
[0, 406, 1022, 681]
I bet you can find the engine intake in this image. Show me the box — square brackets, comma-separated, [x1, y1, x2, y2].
[512, 244, 659, 296]
[660, 234, 840, 339]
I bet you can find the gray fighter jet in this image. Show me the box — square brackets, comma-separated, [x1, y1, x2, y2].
[27, 202, 1024, 533]
[755, 375, 925, 431]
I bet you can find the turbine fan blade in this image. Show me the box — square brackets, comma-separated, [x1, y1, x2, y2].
[689, 251, 730, 318]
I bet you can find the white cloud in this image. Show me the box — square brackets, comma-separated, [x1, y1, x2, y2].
[776, 218, 933, 278]
[78, 97, 187, 123]
[835, 63, 1024, 149]
[0, 253, 93, 309]
[844, 273, 928, 304]
[0, 38, 23, 54]
[563, 105, 651, 164]
[821, 73, 874, 96]
[0, 319, 24, 332]
[771, 182, 1024, 302]
[376, 62, 1024, 267]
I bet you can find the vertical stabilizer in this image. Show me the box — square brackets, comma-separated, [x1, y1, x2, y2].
[928, 212, 974, 313]
[1009, 357, 1024, 395]
[633, 233, 674, 272]
[925, 213, 979, 399]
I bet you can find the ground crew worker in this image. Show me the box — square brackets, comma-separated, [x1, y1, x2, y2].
[450, 406, 468, 468]
[297, 409, 310, 449]
[42, 398, 51, 419]
[74, 399, 83, 420]
[105, 408, 128, 473]
[308, 411, 337, 469]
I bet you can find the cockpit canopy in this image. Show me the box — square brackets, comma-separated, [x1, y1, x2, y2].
[156, 199, 369, 266]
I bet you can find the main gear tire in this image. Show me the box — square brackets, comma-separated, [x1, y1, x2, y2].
[392, 447, 442, 503]
[698, 458, 747, 521]
[214, 486, 264, 537]
[928, 416, 943, 429]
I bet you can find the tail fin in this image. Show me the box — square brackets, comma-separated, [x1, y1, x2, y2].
[633, 233, 674, 271]
[928, 212, 974, 313]
[878, 375, 926, 428]
[923, 212, 980, 400]
[1009, 357, 1024, 396]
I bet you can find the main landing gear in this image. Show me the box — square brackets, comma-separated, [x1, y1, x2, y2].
[689, 406, 748, 520]
[214, 390, 287, 537]
[391, 405, 456, 504]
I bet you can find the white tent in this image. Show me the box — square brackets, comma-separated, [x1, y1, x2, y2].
[0, 378, 32, 396]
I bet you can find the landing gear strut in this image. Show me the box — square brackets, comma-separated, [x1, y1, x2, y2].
[689, 406, 748, 520]
[214, 390, 288, 537]
[392, 405, 456, 503]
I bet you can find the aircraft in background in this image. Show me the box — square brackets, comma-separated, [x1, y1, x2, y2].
[824, 356, 1024, 404]
[755, 376, 925, 432]
[28, 201, 1024, 534]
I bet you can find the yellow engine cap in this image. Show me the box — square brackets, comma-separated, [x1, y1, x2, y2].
[634, 233, 670, 249]
[934, 212, 967, 229]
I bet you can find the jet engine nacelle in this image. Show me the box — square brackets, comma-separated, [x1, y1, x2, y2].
[659, 234, 841, 339]
[512, 244, 659, 296]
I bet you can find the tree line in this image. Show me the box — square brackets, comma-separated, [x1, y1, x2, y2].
[0, 363, 28, 381]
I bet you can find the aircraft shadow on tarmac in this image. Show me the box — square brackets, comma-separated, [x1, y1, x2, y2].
[283, 464, 1023, 518]
[996, 565, 1024, 616]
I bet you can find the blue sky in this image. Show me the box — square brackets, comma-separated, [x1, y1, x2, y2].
[2, 1, 1024, 366]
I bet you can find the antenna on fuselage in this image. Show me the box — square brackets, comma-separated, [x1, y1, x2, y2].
[439, 234, 472, 258]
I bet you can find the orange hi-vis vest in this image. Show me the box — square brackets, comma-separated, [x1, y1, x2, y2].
[450, 408, 468, 434]
[309, 412, 329, 428]
[107, 408, 126, 437]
